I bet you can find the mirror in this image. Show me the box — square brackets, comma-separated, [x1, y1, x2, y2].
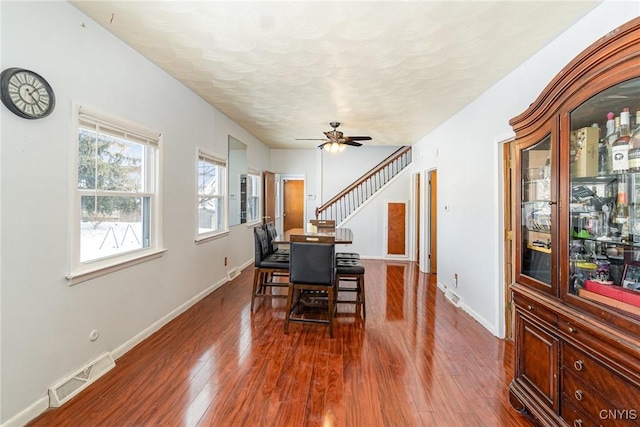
[228, 136, 247, 226]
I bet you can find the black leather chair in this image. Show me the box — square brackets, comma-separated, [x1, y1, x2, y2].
[284, 235, 337, 337]
[265, 221, 288, 255]
[251, 225, 290, 310]
[336, 255, 366, 319]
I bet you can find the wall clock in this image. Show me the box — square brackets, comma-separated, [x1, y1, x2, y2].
[1, 67, 55, 119]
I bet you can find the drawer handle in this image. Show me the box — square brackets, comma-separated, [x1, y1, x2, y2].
[574, 360, 584, 371]
[573, 420, 582, 427]
[527, 305, 534, 311]
[568, 327, 577, 333]
[574, 390, 583, 401]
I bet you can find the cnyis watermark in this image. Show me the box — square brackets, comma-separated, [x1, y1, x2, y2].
[599, 409, 638, 420]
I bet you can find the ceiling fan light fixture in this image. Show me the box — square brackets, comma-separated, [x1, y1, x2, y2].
[331, 142, 340, 153]
[339, 143, 346, 152]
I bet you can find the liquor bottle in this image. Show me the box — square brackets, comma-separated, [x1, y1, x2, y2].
[628, 111, 640, 171]
[613, 174, 630, 240]
[594, 122, 607, 176]
[612, 109, 630, 173]
[605, 112, 616, 174]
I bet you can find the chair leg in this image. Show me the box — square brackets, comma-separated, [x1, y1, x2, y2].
[360, 275, 366, 319]
[284, 283, 294, 334]
[328, 286, 335, 338]
[251, 268, 261, 310]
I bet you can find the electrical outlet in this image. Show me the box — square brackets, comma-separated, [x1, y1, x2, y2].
[224, 257, 228, 266]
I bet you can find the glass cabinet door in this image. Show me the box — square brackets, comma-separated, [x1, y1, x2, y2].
[568, 76, 640, 316]
[521, 135, 553, 290]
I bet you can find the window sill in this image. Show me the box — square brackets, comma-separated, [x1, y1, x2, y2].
[195, 230, 229, 245]
[66, 248, 168, 285]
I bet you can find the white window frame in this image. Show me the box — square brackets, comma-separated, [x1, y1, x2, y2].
[66, 102, 165, 285]
[246, 169, 261, 225]
[195, 148, 228, 243]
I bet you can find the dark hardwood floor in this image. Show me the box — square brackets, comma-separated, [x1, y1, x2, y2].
[29, 260, 536, 427]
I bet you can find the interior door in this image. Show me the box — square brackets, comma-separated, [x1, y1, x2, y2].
[263, 171, 276, 224]
[504, 142, 515, 339]
[387, 202, 407, 256]
[429, 170, 438, 273]
[415, 173, 421, 262]
[283, 179, 304, 231]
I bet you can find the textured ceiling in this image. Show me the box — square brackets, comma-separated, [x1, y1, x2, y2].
[71, 1, 600, 149]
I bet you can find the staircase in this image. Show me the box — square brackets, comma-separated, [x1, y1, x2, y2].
[315, 146, 412, 224]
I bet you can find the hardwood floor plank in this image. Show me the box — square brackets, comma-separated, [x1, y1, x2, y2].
[27, 260, 535, 427]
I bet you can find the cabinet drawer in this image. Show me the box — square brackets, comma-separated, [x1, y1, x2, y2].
[562, 397, 598, 427]
[563, 370, 639, 426]
[563, 343, 640, 412]
[514, 293, 557, 326]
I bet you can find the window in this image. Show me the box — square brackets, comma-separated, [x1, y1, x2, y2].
[68, 104, 163, 283]
[246, 170, 261, 223]
[197, 149, 226, 238]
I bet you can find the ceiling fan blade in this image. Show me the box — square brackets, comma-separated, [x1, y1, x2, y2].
[345, 136, 372, 141]
[343, 140, 363, 147]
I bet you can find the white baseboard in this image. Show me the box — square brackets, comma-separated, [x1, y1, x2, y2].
[2, 268, 240, 427]
[436, 281, 498, 337]
[112, 274, 229, 360]
[1, 397, 49, 427]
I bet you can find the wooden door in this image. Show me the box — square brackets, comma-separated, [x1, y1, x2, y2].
[415, 173, 421, 262]
[429, 170, 437, 273]
[387, 202, 407, 255]
[504, 142, 515, 339]
[283, 179, 304, 231]
[263, 171, 276, 224]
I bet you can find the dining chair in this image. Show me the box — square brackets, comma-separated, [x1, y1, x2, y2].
[310, 219, 336, 230]
[336, 255, 366, 319]
[284, 234, 337, 337]
[251, 225, 290, 310]
[265, 221, 288, 255]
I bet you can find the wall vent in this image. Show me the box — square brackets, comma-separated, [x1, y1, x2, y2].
[48, 352, 115, 407]
[227, 267, 241, 280]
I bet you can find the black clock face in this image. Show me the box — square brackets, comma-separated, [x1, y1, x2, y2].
[1, 67, 55, 119]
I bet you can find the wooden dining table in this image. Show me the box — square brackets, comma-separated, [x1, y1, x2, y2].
[273, 227, 353, 244]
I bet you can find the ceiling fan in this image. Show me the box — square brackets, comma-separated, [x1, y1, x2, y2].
[296, 122, 372, 152]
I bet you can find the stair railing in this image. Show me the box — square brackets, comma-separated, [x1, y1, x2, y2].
[315, 146, 412, 223]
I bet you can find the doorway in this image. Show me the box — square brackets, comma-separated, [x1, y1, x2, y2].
[414, 173, 421, 262]
[428, 170, 437, 274]
[263, 171, 276, 224]
[283, 179, 304, 231]
[503, 141, 515, 339]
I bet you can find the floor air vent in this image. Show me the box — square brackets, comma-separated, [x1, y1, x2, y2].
[445, 289, 461, 307]
[227, 267, 241, 280]
[48, 352, 115, 407]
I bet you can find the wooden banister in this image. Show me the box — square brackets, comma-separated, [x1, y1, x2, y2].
[316, 146, 412, 223]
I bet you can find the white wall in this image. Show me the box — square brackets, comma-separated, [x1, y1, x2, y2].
[0, 2, 269, 425]
[411, 0, 640, 338]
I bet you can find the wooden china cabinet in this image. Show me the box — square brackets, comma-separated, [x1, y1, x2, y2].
[510, 18, 640, 427]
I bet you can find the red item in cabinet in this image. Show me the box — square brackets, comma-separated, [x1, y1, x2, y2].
[584, 280, 640, 307]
